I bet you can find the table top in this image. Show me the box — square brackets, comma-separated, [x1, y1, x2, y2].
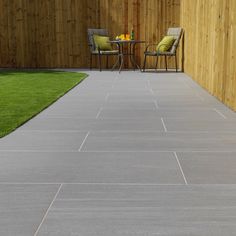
[109, 40, 145, 44]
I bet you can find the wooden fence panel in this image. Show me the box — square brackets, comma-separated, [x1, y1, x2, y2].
[181, 0, 236, 111]
[0, 0, 180, 69]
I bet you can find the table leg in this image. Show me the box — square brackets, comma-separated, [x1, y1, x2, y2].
[112, 43, 122, 71]
[130, 43, 141, 71]
[129, 44, 136, 71]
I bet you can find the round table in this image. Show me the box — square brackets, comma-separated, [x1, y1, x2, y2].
[109, 40, 145, 73]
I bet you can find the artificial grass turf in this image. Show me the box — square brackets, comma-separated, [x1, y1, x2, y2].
[0, 70, 87, 138]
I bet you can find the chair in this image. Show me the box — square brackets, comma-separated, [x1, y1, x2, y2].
[143, 27, 183, 72]
[87, 29, 119, 71]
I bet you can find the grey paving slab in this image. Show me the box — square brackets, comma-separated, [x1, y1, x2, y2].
[45, 100, 103, 110]
[99, 109, 161, 119]
[157, 99, 216, 108]
[108, 90, 153, 96]
[107, 94, 155, 101]
[111, 88, 150, 93]
[0, 184, 59, 236]
[0, 151, 183, 183]
[77, 81, 114, 89]
[82, 131, 236, 152]
[71, 87, 111, 94]
[154, 94, 203, 100]
[99, 107, 223, 119]
[112, 83, 149, 90]
[68, 87, 111, 95]
[61, 96, 106, 103]
[164, 118, 236, 132]
[0, 131, 87, 151]
[178, 152, 236, 184]
[158, 108, 225, 119]
[37, 184, 236, 236]
[103, 100, 157, 109]
[152, 88, 200, 96]
[21, 117, 164, 131]
[38, 104, 101, 118]
[21, 118, 95, 131]
[156, 96, 226, 108]
[157, 95, 226, 107]
[150, 83, 190, 89]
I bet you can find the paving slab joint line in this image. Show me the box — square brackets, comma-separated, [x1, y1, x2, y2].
[96, 108, 103, 119]
[174, 152, 188, 185]
[154, 100, 159, 109]
[78, 131, 90, 151]
[3, 182, 236, 186]
[34, 184, 63, 236]
[161, 117, 167, 132]
[213, 108, 227, 119]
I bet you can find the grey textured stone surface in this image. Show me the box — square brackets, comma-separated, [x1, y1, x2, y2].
[0, 131, 87, 151]
[177, 152, 236, 184]
[0, 184, 59, 236]
[82, 131, 236, 152]
[21, 117, 165, 131]
[37, 184, 236, 236]
[1, 71, 236, 235]
[0, 151, 184, 183]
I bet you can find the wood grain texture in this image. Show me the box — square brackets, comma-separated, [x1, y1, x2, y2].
[0, 0, 180, 69]
[181, 0, 236, 111]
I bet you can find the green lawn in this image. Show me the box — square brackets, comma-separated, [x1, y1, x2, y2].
[0, 70, 87, 138]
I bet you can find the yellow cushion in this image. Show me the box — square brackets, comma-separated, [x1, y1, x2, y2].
[156, 36, 175, 52]
[93, 35, 112, 51]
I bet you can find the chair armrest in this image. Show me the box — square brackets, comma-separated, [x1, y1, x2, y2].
[145, 43, 159, 52]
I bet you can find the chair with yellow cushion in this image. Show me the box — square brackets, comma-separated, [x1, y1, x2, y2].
[143, 27, 183, 72]
[87, 29, 119, 71]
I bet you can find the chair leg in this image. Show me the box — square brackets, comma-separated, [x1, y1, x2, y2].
[165, 55, 168, 71]
[143, 54, 147, 72]
[155, 56, 159, 71]
[98, 53, 102, 72]
[175, 54, 178, 72]
[90, 54, 93, 70]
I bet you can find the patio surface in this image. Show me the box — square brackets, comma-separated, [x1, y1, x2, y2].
[1, 71, 236, 235]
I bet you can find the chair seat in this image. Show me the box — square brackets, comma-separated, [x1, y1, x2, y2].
[92, 50, 119, 55]
[144, 51, 175, 56]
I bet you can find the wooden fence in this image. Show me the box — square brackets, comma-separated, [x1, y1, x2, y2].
[0, 0, 180, 69]
[181, 0, 236, 110]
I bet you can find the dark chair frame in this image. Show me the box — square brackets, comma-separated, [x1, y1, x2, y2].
[143, 28, 183, 72]
[87, 28, 119, 71]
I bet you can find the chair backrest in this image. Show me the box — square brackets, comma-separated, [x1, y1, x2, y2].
[87, 28, 108, 52]
[167, 27, 183, 54]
